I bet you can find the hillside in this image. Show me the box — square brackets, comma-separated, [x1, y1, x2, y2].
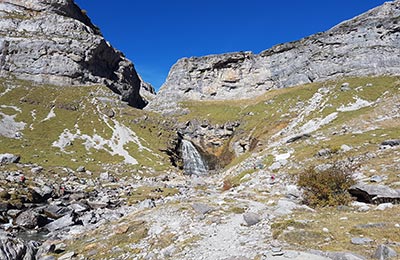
[0, 1, 400, 260]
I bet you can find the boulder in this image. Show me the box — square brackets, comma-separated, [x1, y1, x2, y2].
[43, 205, 72, 219]
[373, 244, 397, 259]
[32, 185, 54, 201]
[44, 212, 77, 232]
[68, 203, 89, 213]
[0, 236, 37, 260]
[351, 237, 373, 245]
[192, 203, 213, 215]
[31, 166, 43, 174]
[0, 154, 20, 164]
[381, 140, 400, 147]
[349, 183, 400, 204]
[311, 250, 366, 260]
[76, 166, 86, 173]
[14, 210, 48, 229]
[243, 212, 261, 226]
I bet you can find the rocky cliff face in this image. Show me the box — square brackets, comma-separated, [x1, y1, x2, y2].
[0, 0, 152, 108]
[147, 0, 400, 113]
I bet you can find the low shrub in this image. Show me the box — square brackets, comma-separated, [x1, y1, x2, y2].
[297, 164, 355, 207]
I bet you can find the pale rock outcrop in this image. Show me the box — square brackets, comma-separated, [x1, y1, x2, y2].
[0, 0, 154, 108]
[147, 0, 400, 114]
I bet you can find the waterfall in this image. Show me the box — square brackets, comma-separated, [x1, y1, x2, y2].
[181, 140, 208, 175]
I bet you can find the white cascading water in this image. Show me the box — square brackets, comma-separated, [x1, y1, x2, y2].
[181, 139, 208, 175]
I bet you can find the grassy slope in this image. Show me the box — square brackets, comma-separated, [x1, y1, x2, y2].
[0, 78, 175, 174]
[178, 76, 400, 166]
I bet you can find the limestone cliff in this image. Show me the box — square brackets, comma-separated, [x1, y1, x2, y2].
[0, 0, 153, 108]
[147, 0, 400, 113]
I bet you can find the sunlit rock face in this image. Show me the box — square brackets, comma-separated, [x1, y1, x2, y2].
[147, 0, 400, 114]
[0, 0, 153, 108]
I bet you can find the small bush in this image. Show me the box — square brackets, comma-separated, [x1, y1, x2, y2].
[297, 164, 355, 207]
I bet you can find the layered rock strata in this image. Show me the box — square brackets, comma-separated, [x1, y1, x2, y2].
[147, 0, 400, 113]
[0, 0, 153, 108]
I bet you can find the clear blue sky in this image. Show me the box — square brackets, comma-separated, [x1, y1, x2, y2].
[74, 0, 387, 90]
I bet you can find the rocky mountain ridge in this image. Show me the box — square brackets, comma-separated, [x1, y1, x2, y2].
[0, 0, 153, 108]
[147, 0, 400, 114]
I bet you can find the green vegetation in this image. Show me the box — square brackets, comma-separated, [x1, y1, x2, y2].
[126, 186, 180, 205]
[0, 78, 175, 174]
[223, 168, 256, 190]
[178, 75, 399, 173]
[65, 220, 148, 259]
[271, 207, 400, 256]
[297, 164, 356, 207]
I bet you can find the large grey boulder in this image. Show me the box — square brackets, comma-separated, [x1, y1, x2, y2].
[15, 210, 48, 229]
[243, 212, 261, 226]
[147, 0, 400, 114]
[44, 212, 76, 232]
[0, 153, 20, 164]
[374, 244, 397, 259]
[0, 0, 153, 108]
[349, 183, 400, 204]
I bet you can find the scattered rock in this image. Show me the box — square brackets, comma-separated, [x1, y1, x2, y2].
[76, 166, 86, 173]
[356, 223, 386, 229]
[243, 212, 261, 226]
[351, 237, 373, 245]
[271, 246, 284, 256]
[348, 184, 400, 204]
[340, 144, 352, 152]
[43, 205, 72, 219]
[311, 250, 366, 260]
[0, 235, 37, 260]
[317, 148, 332, 157]
[0, 154, 20, 164]
[32, 186, 54, 201]
[274, 199, 299, 216]
[375, 203, 394, 211]
[15, 210, 48, 229]
[138, 199, 156, 210]
[58, 251, 76, 260]
[192, 203, 213, 215]
[373, 244, 397, 259]
[31, 166, 43, 174]
[285, 185, 302, 199]
[44, 212, 76, 232]
[341, 83, 351, 91]
[286, 134, 311, 143]
[68, 203, 89, 213]
[370, 176, 383, 183]
[381, 140, 400, 147]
